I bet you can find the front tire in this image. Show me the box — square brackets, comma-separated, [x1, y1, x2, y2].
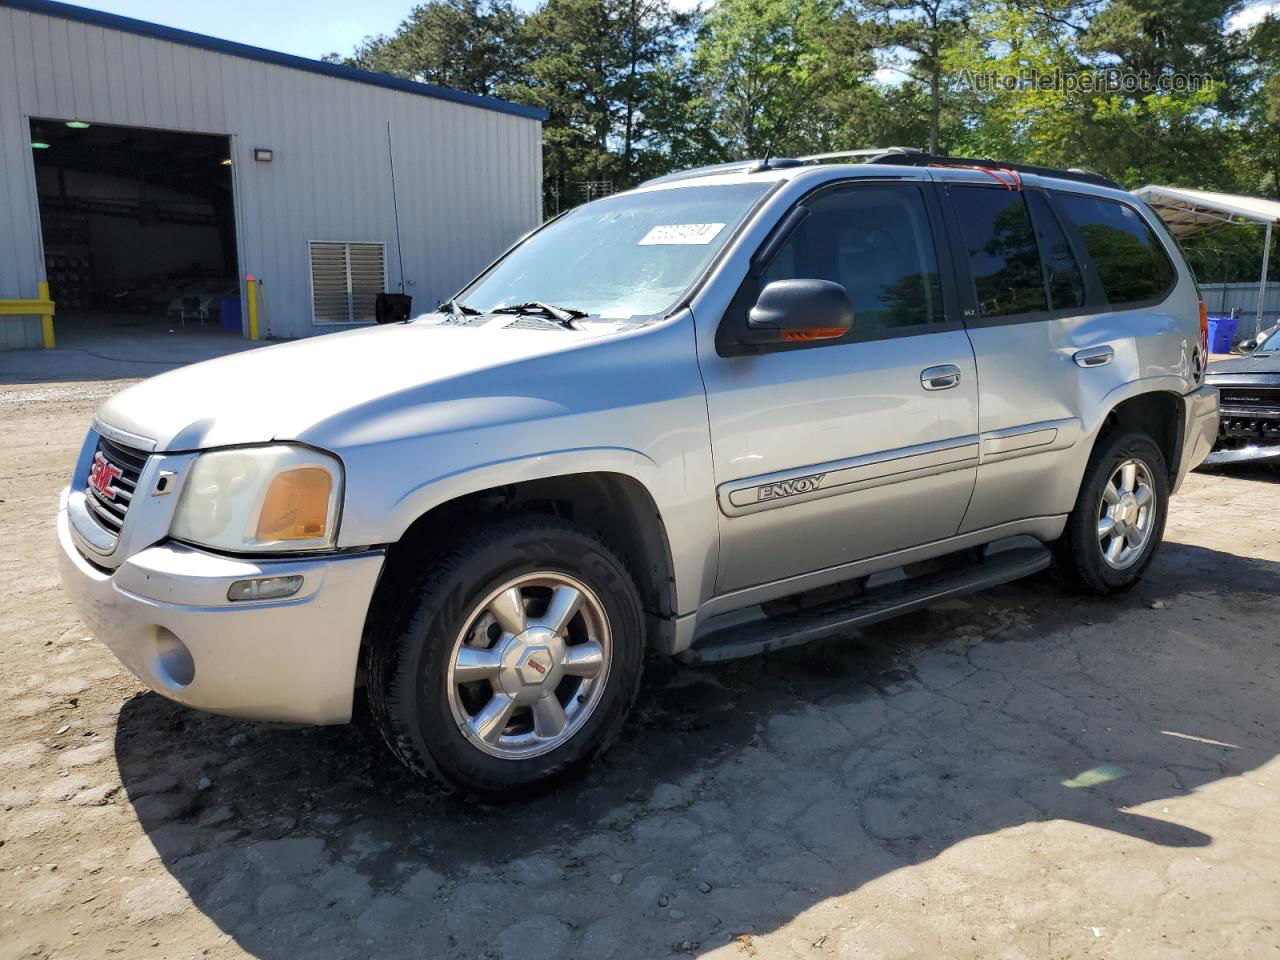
[1054, 430, 1169, 594]
[367, 515, 645, 797]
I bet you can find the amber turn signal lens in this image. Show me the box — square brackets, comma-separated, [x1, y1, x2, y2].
[255, 467, 332, 541]
[781, 328, 846, 342]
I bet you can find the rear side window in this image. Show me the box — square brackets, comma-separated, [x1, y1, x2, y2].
[1053, 193, 1176, 306]
[949, 187, 1047, 317]
[760, 183, 943, 333]
[1026, 191, 1085, 310]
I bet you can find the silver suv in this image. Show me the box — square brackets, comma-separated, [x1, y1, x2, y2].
[58, 151, 1219, 796]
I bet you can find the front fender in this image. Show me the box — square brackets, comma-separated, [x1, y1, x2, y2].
[381, 445, 662, 544]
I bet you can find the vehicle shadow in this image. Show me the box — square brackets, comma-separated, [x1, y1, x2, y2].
[114, 539, 1280, 959]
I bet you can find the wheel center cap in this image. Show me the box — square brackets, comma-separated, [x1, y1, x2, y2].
[1117, 493, 1139, 525]
[498, 627, 564, 702]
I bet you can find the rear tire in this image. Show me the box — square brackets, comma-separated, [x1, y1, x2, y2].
[367, 515, 645, 798]
[1053, 430, 1169, 594]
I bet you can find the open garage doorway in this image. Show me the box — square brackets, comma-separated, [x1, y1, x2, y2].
[29, 118, 244, 354]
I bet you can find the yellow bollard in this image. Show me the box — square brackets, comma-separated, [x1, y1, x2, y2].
[38, 282, 55, 349]
[0, 283, 56, 348]
[245, 275, 259, 341]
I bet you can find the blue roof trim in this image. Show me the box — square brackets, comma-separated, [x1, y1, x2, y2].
[1, 0, 549, 121]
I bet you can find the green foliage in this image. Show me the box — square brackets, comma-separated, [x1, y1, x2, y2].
[324, 0, 525, 96]
[692, 0, 874, 156]
[329, 0, 1280, 215]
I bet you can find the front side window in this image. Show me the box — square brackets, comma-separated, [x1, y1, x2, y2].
[949, 186, 1047, 318]
[760, 183, 943, 333]
[1054, 192, 1177, 306]
[458, 182, 770, 321]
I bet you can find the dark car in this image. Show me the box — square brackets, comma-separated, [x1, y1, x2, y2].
[1204, 323, 1280, 465]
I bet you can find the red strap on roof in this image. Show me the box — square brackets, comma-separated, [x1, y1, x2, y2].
[930, 163, 1023, 190]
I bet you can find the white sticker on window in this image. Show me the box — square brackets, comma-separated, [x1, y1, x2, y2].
[638, 222, 727, 246]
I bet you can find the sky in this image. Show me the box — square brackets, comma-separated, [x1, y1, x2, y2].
[69, 0, 1280, 64]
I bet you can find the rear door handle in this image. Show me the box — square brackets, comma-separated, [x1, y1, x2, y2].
[1073, 345, 1114, 368]
[921, 364, 962, 391]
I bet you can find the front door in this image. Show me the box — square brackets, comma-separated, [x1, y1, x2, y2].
[697, 179, 981, 596]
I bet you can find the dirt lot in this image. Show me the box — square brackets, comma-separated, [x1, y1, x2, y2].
[2, 377, 1278, 960]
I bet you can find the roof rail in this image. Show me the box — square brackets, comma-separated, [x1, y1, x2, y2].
[639, 160, 762, 187]
[864, 151, 1120, 189]
[638, 147, 921, 187]
[638, 147, 1120, 191]
[796, 147, 923, 163]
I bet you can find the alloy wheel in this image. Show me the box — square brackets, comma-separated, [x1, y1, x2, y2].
[445, 572, 612, 759]
[1096, 458, 1157, 570]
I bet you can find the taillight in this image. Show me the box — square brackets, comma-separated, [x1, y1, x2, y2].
[1199, 298, 1208, 357]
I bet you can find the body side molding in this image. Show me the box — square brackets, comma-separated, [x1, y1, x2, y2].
[718, 435, 980, 517]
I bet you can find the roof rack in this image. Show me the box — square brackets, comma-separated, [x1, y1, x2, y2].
[639, 147, 1120, 190]
[863, 151, 1120, 189]
[637, 148, 922, 187]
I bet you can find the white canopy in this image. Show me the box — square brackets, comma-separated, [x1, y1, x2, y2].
[1133, 185, 1280, 238]
[1133, 184, 1277, 330]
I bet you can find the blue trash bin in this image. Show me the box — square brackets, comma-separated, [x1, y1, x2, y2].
[1205, 314, 1237, 353]
[220, 295, 242, 334]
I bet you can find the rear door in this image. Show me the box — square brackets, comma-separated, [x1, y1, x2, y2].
[942, 176, 1180, 531]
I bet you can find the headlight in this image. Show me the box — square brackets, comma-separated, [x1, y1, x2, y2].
[171, 445, 343, 553]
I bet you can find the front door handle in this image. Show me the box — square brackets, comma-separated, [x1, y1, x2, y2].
[921, 364, 962, 391]
[1074, 345, 1114, 368]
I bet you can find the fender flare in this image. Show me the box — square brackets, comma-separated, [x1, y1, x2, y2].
[379, 446, 665, 545]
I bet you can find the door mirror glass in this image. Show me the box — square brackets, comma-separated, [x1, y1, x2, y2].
[743, 278, 854, 344]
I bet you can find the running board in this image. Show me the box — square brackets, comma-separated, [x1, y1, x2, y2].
[678, 545, 1051, 664]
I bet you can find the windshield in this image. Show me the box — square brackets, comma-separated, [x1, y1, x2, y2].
[1260, 327, 1280, 351]
[456, 182, 771, 320]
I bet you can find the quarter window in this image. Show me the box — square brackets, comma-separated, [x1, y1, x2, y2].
[1053, 193, 1176, 306]
[760, 183, 943, 334]
[949, 187, 1047, 317]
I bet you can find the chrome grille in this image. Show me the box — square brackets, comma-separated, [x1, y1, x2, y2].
[84, 436, 148, 536]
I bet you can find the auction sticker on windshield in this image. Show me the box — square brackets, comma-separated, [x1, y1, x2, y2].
[638, 223, 727, 245]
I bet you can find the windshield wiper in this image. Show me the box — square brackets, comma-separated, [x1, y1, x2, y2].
[489, 301, 588, 328]
[441, 298, 482, 320]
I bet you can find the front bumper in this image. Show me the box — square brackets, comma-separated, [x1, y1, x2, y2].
[1203, 443, 1280, 466]
[57, 498, 385, 725]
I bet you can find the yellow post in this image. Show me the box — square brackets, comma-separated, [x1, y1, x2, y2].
[0, 283, 56, 348]
[39, 281, 55, 349]
[245, 274, 260, 341]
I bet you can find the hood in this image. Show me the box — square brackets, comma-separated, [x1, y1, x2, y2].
[1205, 351, 1280, 379]
[96, 318, 618, 451]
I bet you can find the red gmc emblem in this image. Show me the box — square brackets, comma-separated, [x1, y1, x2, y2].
[527, 657, 547, 675]
[89, 451, 123, 500]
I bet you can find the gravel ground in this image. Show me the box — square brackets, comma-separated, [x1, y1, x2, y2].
[2, 377, 1278, 960]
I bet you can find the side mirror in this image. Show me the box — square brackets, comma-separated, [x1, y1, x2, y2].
[375, 292, 413, 324]
[741, 279, 853, 345]
[1236, 337, 1259, 354]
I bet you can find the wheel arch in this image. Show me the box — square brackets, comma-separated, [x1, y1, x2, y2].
[363, 468, 680, 656]
[1093, 388, 1184, 484]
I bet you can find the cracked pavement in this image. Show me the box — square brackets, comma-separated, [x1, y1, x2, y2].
[1, 376, 1278, 960]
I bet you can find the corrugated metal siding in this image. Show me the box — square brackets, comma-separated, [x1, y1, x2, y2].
[0, 5, 543, 346]
[1200, 281, 1280, 334]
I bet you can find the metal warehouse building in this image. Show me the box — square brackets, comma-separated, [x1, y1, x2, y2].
[0, 0, 544, 351]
